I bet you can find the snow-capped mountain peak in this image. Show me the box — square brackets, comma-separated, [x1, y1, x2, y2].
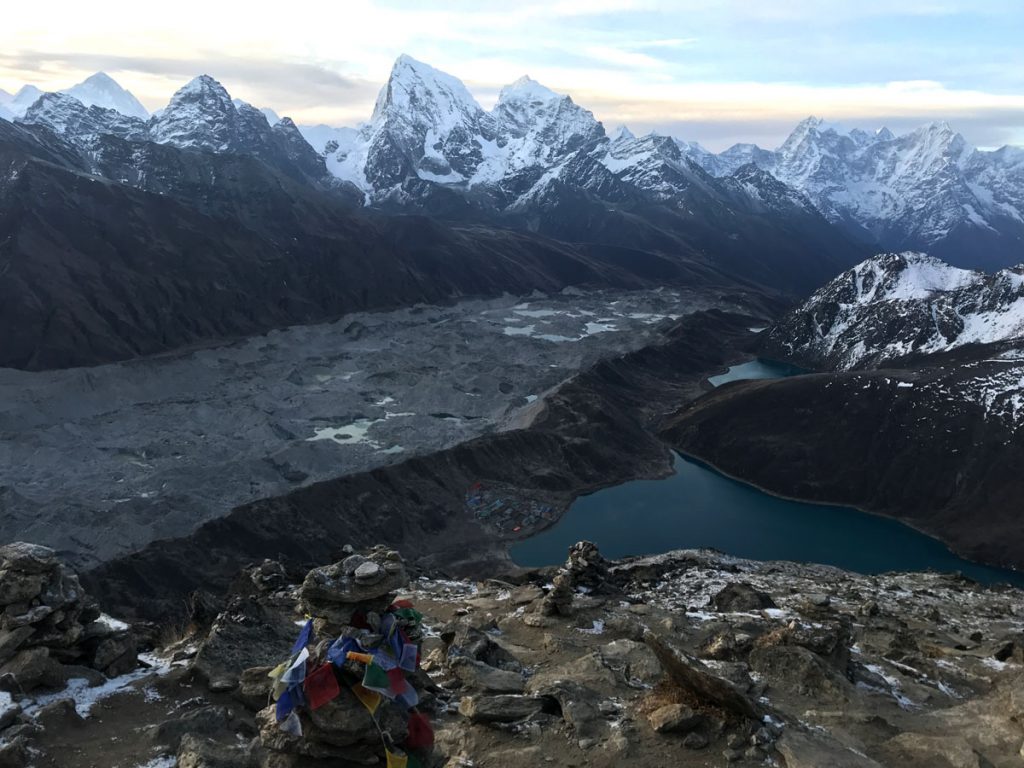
[6, 85, 44, 118]
[497, 75, 560, 106]
[371, 54, 486, 128]
[61, 72, 149, 120]
[611, 125, 635, 143]
[150, 75, 244, 151]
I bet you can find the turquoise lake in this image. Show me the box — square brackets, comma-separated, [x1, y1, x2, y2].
[511, 360, 1024, 586]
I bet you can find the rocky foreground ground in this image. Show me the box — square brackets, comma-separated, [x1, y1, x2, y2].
[2, 540, 1024, 767]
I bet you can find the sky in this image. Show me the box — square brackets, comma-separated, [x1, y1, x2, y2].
[1, 0, 1022, 151]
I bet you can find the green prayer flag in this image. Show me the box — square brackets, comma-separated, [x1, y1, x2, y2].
[363, 661, 390, 691]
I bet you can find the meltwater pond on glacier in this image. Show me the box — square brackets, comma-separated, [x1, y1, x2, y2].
[512, 359, 1024, 585]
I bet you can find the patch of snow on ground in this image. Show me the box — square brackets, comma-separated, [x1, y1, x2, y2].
[24, 651, 176, 718]
[97, 613, 130, 631]
[134, 758, 177, 768]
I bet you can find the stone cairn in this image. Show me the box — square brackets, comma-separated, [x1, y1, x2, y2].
[0, 542, 137, 695]
[540, 540, 611, 617]
[255, 546, 434, 768]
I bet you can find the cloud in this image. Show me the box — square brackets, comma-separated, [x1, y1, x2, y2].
[1, 1, 1020, 149]
[0, 50, 379, 116]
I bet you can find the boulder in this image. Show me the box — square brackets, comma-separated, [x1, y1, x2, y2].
[3, 604, 53, 630]
[531, 680, 608, 746]
[0, 543, 59, 575]
[0, 570, 46, 606]
[458, 694, 548, 723]
[643, 631, 760, 720]
[0, 693, 21, 731]
[0, 736, 28, 768]
[777, 730, 886, 767]
[248, 560, 288, 594]
[177, 733, 255, 768]
[0, 627, 35, 664]
[711, 582, 778, 612]
[236, 665, 275, 711]
[153, 705, 249, 751]
[879, 733, 986, 768]
[647, 703, 705, 734]
[749, 644, 853, 701]
[192, 597, 300, 692]
[449, 657, 525, 693]
[88, 631, 138, 676]
[598, 639, 662, 686]
[34, 698, 84, 730]
[445, 624, 521, 671]
[0, 647, 65, 691]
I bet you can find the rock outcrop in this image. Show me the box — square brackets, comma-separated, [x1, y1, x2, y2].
[0, 543, 136, 693]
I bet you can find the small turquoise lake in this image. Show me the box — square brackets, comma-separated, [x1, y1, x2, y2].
[511, 360, 1024, 586]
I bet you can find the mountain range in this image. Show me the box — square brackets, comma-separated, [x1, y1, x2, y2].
[2, 57, 1021, 371]
[0, 61, 872, 370]
[288, 56, 1023, 270]
[3, 60, 1021, 274]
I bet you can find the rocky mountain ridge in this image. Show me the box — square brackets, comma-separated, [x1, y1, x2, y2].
[708, 117, 1024, 269]
[765, 251, 1024, 370]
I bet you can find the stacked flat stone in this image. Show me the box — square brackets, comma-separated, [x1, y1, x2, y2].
[257, 547, 413, 767]
[299, 546, 409, 635]
[0, 542, 136, 693]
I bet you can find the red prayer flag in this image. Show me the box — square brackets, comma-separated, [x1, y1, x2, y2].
[404, 712, 434, 750]
[386, 667, 409, 694]
[304, 663, 340, 710]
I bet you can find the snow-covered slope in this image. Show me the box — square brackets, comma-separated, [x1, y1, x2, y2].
[597, 131, 717, 202]
[61, 73, 149, 120]
[480, 76, 605, 185]
[19, 92, 147, 148]
[767, 251, 1024, 369]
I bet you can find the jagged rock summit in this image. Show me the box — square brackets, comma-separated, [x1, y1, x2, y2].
[767, 251, 1024, 370]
